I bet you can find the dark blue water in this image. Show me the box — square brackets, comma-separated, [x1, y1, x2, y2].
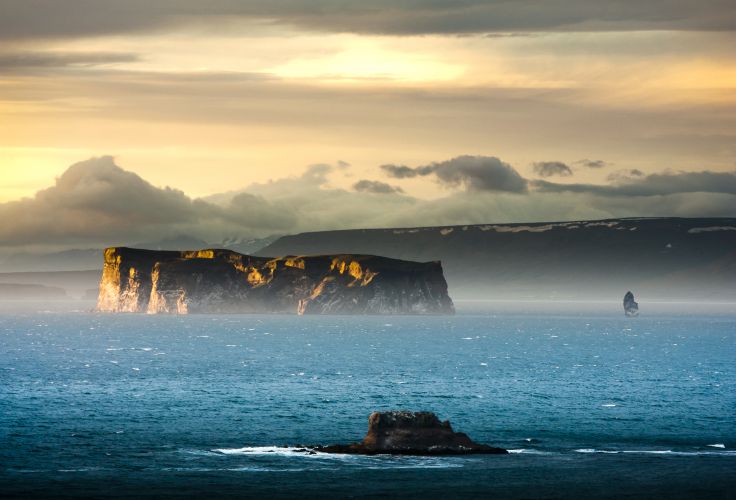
[1, 308, 735, 498]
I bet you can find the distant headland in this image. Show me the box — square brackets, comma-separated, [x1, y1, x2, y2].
[96, 247, 454, 315]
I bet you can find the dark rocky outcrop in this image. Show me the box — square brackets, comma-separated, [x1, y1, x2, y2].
[624, 290, 639, 316]
[96, 247, 454, 315]
[315, 411, 507, 455]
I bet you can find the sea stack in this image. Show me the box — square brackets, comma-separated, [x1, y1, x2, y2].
[316, 411, 507, 455]
[624, 291, 639, 316]
[96, 247, 454, 315]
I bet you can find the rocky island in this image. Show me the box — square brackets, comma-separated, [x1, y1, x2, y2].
[624, 291, 639, 316]
[315, 411, 507, 455]
[96, 247, 454, 315]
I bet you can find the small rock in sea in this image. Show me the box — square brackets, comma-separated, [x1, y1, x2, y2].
[624, 291, 639, 317]
[314, 410, 507, 455]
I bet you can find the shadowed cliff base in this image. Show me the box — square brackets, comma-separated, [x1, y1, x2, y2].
[96, 247, 454, 315]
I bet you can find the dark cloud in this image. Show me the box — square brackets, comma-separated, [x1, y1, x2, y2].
[532, 170, 736, 197]
[0, 156, 224, 246]
[576, 159, 609, 169]
[0, 51, 140, 69]
[533, 161, 573, 177]
[380, 164, 435, 179]
[606, 169, 644, 182]
[353, 179, 404, 194]
[383, 155, 528, 193]
[0, 0, 733, 40]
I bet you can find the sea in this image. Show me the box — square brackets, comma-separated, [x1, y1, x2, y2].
[1, 301, 735, 499]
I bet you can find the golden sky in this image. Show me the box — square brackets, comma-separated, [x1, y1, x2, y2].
[0, 1, 735, 229]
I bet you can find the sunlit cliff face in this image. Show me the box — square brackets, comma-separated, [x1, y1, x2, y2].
[330, 258, 378, 287]
[95, 247, 453, 315]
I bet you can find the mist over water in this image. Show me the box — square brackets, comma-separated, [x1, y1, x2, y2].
[1, 306, 734, 498]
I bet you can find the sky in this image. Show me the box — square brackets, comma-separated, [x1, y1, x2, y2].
[0, 0, 735, 252]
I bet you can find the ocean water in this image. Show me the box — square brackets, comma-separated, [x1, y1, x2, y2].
[1, 305, 735, 498]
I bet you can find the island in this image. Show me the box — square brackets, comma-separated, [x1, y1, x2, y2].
[624, 291, 639, 316]
[96, 247, 454, 315]
[314, 411, 508, 455]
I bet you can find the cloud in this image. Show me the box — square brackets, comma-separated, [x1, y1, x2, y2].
[606, 169, 644, 182]
[576, 159, 609, 169]
[1, 157, 734, 253]
[0, 156, 228, 247]
[226, 192, 298, 230]
[533, 161, 573, 177]
[0, 1, 733, 40]
[382, 155, 528, 193]
[532, 170, 736, 197]
[380, 164, 436, 179]
[0, 51, 140, 70]
[353, 179, 404, 194]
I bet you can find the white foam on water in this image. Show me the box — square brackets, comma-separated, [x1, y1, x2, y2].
[213, 446, 320, 457]
[210, 447, 475, 468]
[707, 444, 726, 449]
[506, 448, 552, 455]
[601, 404, 617, 407]
[179, 448, 225, 457]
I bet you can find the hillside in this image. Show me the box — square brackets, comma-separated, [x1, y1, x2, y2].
[257, 218, 736, 301]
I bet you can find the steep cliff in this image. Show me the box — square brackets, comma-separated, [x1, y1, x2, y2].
[96, 247, 454, 315]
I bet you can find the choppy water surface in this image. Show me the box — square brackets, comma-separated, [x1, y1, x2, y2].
[1, 307, 734, 498]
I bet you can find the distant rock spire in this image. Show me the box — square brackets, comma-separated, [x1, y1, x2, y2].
[624, 291, 639, 317]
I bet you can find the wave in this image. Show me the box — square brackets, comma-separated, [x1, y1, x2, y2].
[210, 446, 467, 468]
[506, 449, 554, 455]
[575, 448, 736, 456]
[212, 446, 319, 457]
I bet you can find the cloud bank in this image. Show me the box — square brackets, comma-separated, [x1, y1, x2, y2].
[1, 0, 733, 40]
[1, 156, 734, 252]
[532, 170, 736, 197]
